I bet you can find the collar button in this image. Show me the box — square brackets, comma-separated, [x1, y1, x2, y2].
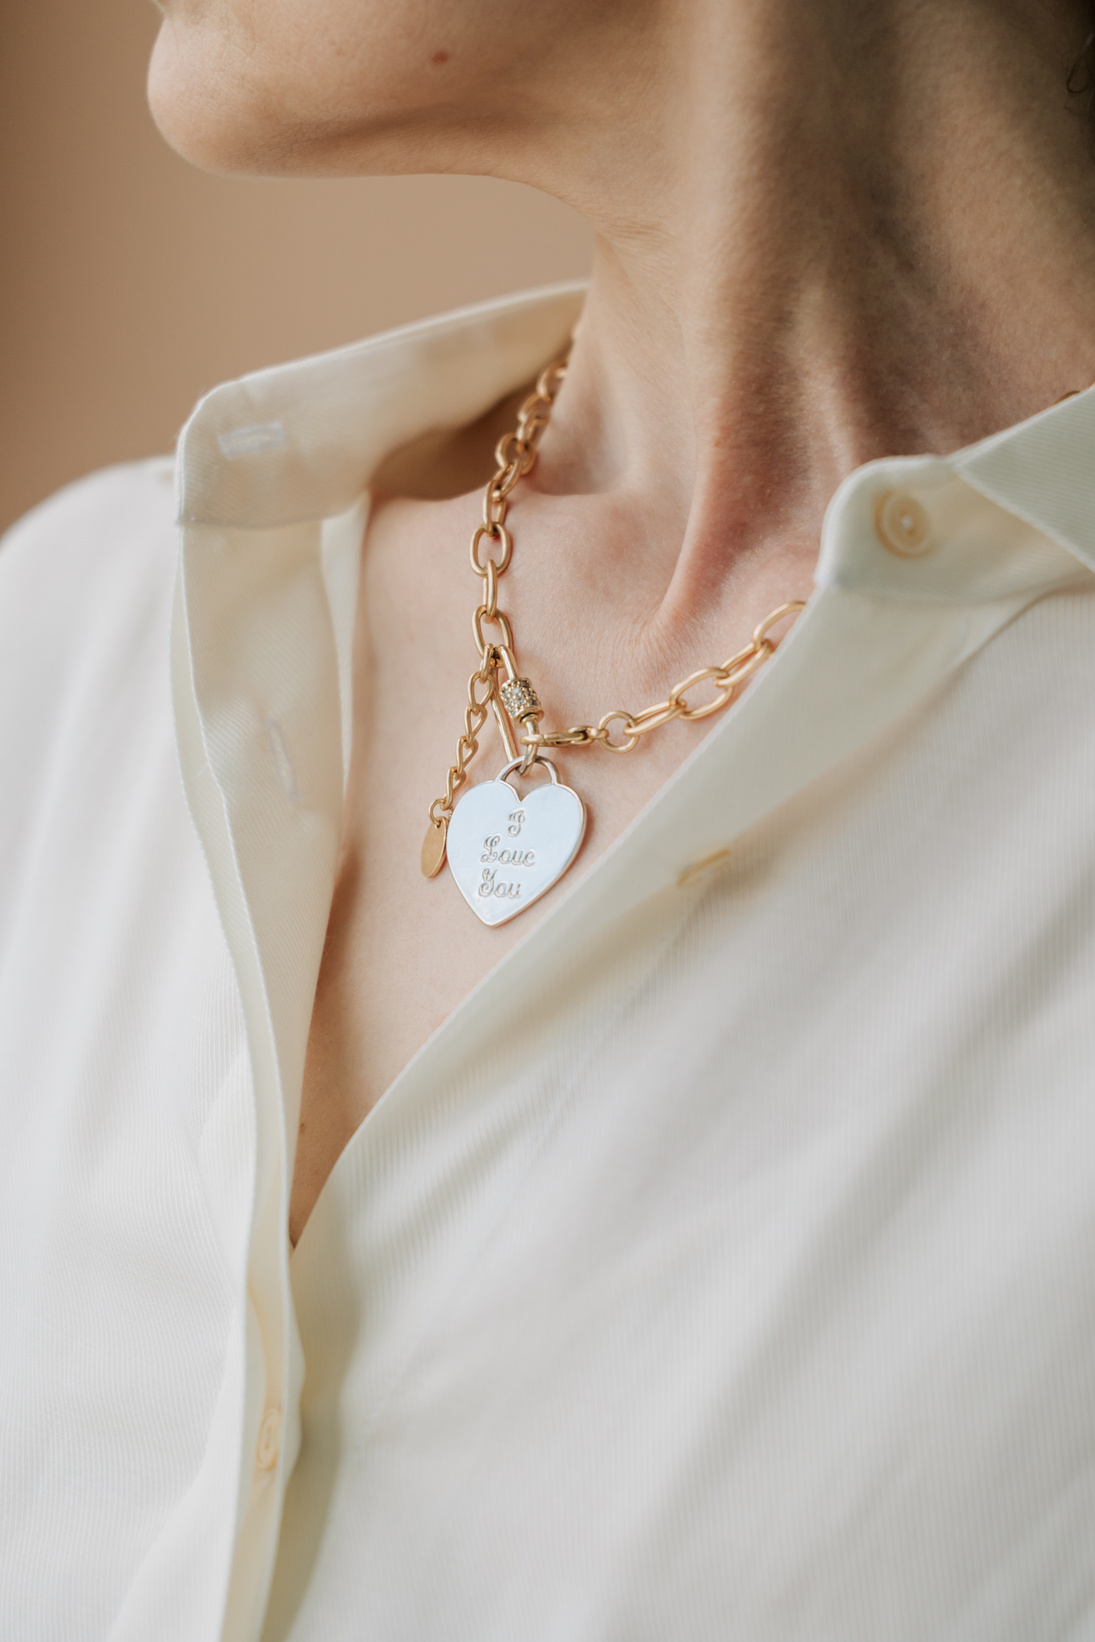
[874, 490, 933, 557]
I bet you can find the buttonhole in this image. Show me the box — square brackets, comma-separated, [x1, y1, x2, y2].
[217, 421, 287, 460]
[677, 848, 733, 889]
[265, 718, 302, 805]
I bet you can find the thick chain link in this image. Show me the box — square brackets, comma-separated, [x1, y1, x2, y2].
[428, 357, 568, 827]
[426, 349, 805, 832]
[522, 601, 805, 754]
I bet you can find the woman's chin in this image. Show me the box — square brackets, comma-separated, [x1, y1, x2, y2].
[146, 20, 284, 175]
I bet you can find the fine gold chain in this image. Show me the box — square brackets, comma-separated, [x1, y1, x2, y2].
[422, 351, 806, 875]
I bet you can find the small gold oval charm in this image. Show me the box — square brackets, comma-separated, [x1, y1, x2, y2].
[421, 818, 448, 878]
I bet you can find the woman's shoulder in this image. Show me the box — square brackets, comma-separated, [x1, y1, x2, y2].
[0, 456, 178, 688]
[0, 458, 181, 841]
[1, 456, 177, 591]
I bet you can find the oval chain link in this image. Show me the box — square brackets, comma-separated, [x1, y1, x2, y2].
[428, 357, 571, 824]
[426, 349, 806, 828]
[524, 603, 804, 754]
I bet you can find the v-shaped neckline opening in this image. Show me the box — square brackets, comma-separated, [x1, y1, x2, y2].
[288, 582, 827, 1259]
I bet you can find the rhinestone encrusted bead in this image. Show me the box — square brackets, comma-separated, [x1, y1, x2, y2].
[500, 677, 541, 719]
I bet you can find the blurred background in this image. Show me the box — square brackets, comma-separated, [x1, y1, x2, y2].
[0, 0, 593, 534]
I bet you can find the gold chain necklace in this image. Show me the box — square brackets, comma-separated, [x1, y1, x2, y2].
[421, 352, 806, 925]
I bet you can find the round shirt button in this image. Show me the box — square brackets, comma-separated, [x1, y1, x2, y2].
[874, 490, 933, 557]
[256, 1406, 282, 1472]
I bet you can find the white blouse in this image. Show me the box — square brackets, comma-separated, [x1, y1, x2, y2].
[2, 282, 1095, 1641]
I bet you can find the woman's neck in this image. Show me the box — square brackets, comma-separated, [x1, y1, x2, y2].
[506, 0, 1095, 592]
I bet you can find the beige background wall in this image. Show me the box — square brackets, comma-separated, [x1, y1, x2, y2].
[0, 0, 592, 533]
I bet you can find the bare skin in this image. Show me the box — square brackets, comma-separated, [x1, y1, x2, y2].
[148, 0, 1095, 1244]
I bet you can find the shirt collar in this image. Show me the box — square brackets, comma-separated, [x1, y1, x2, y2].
[177, 277, 1095, 603]
[171, 279, 1095, 1274]
[176, 281, 587, 529]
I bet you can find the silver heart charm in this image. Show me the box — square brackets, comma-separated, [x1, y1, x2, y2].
[446, 757, 586, 926]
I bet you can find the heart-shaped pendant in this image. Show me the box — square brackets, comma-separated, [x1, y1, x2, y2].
[445, 757, 586, 926]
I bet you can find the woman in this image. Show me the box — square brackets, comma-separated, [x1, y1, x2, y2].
[3, 0, 1095, 1636]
